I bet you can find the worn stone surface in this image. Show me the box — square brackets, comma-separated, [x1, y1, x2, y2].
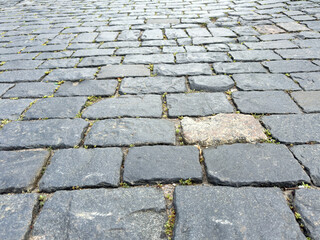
[294, 189, 320, 239]
[214, 62, 267, 74]
[25, 97, 87, 119]
[291, 91, 320, 113]
[0, 70, 46, 83]
[85, 118, 175, 147]
[291, 145, 320, 186]
[291, 72, 320, 90]
[39, 148, 123, 191]
[45, 68, 98, 82]
[167, 93, 233, 117]
[181, 114, 267, 146]
[176, 52, 231, 63]
[83, 95, 162, 118]
[189, 75, 234, 92]
[3, 82, 57, 98]
[174, 186, 305, 240]
[233, 91, 300, 114]
[0, 119, 88, 150]
[262, 60, 320, 73]
[0, 150, 49, 193]
[123, 54, 174, 64]
[154, 63, 212, 76]
[262, 114, 320, 143]
[98, 65, 150, 79]
[0, 83, 14, 96]
[204, 143, 309, 187]
[32, 188, 167, 239]
[229, 50, 282, 61]
[0, 99, 33, 120]
[124, 146, 202, 185]
[0, 194, 38, 240]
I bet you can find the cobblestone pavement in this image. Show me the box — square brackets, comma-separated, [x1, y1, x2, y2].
[0, 0, 320, 239]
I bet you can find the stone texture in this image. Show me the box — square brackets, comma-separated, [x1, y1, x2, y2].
[262, 114, 320, 144]
[167, 93, 233, 117]
[277, 22, 309, 32]
[262, 60, 320, 73]
[77, 56, 121, 67]
[204, 143, 309, 187]
[98, 65, 150, 79]
[291, 72, 320, 90]
[254, 25, 285, 34]
[214, 62, 267, 74]
[124, 146, 202, 185]
[0, 83, 14, 96]
[154, 63, 212, 76]
[176, 52, 231, 63]
[0, 194, 38, 240]
[291, 145, 320, 186]
[0, 119, 88, 150]
[0, 150, 49, 193]
[83, 95, 162, 119]
[245, 40, 297, 50]
[0, 99, 33, 120]
[233, 91, 300, 114]
[25, 97, 87, 119]
[0, 70, 46, 83]
[85, 118, 175, 147]
[39, 148, 123, 192]
[181, 114, 267, 146]
[189, 75, 234, 92]
[275, 48, 320, 60]
[229, 50, 281, 61]
[291, 91, 320, 113]
[119, 76, 186, 94]
[123, 54, 174, 64]
[45, 68, 98, 82]
[232, 73, 300, 91]
[174, 186, 306, 240]
[32, 188, 166, 239]
[294, 189, 320, 239]
[3, 82, 57, 98]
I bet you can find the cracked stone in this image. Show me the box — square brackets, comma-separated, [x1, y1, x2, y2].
[291, 91, 320, 113]
[189, 75, 234, 92]
[291, 72, 320, 90]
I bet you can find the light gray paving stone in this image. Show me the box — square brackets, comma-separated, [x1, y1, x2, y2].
[291, 72, 320, 90]
[154, 63, 212, 76]
[277, 22, 309, 32]
[293, 39, 320, 48]
[206, 44, 229, 52]
[83, 95, 162, 119]
[72, 32, 98, 42]
[262, 60, 320, 73]
[39, 148, 123, 192]
[77, 56, 121, 67]
[116, 47, 161, 55]
[174, 186, 306, 240]
[184, 46, 206, 53]
[3, 82, 57, 98]
[141, 29, 163, 40]
[233, 73, 301, 91]
[117, 30, 140, 41]
[275, 48, 320, 60]
[165, 29, 188, 39]
[0, 119, 89, 150]
[189, 75, 234, 92]
[95, 32, 119, 42]
[72, 49, 115, 57]
[124, 146, 202, 185]
[31, 188, 166, 239]
[181, 114, 267, 146]
[0, 70, 47, 83]
[192, 37, 236, 45]
[0, 83, 14, 96]
[148, 18, 179, 24]
[45, 68, 98, 82]
[38, 58, 80, 69]
[254, 25, 286, 34]
[0, 194, 38, 240]
[209, 28, 237, 37]
[25, 97, 87, 119]
[231, 26, 259, 35]
[0, 60, 43, 70]
[123, 54, 174, 64]
[0, 99, 33, 120]
[163, 46, 185, 53]
[245, 40, 297, 49]
[141, 40, 177, 47]
[291, 91, 320, 113]
[176, 52, 231, 63]
[186, 28, 212, 37]
[100, 41, 140, 48]
[36, 51, 74, 60]
[291, 145, 320, 186]
[262, 114, 320, 144]
[294, 189, 320, 239]
[214, 62, 267, 74]
[55, 80, 118, 97]
[119, 76, 186, 94]
[233, 91, 300, 114]
[229, 50, 281, 61]
[85, 118, 175, 147]
[98, 65, 150, 79]
[204, 143, 309, 187]
[0, 150, 49, 193]
[167, 93, 233, 117]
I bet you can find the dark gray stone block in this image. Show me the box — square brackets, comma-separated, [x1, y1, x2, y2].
[291, 91, 320, 113]
[0, 60, 43, 70]
[189, 75, 234, 92]
[233, 91, 300, 114]
[25, 97, 87, 119]
[119, 77, 186, 94]
[39, 148, 123, 191]
[0, 99, 33, 120]
[3, 82, 57, 98]
[167, 93, 233, 117]
[0, 150, 49, 193]
[214, 62, 267, 74]
[204, 143, 309, 187]
[0, 70, 46, 83]
[98, 65, 150, 79]
[229, 50, 281, 61]
[154, 63, 212, 76]
[85, 118, 175, 147]
[294, 189, 320, 239]
[55, 80, 118, 97]
[262, 60, 320, 73]
[82, 95, 162, 119]
[232, 74, 300, 91]
[32, 188, 166, 239]
[124, 146, 202, 185]
[174, 186, 305, 240]
[38, 58, 80, 69]
[0, 194, 38, 240]
[291, 145, 320, 186]
[291, 72, 320, 90]
[0, 119, 88, 150]
[45, 68, 98, 82]
[262, 114, 320, 144]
